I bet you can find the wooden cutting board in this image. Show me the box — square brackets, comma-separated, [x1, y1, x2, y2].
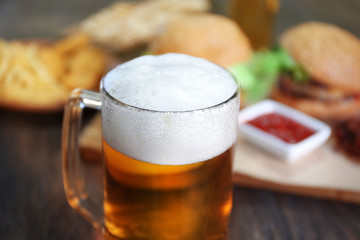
[80, 114, 360, 204]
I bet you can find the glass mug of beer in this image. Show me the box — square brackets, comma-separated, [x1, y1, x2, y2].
[62, 53, 240, 240]
[227, 0, 280, 49]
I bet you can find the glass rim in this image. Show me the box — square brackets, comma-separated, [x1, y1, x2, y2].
[100, 79, 240, 114]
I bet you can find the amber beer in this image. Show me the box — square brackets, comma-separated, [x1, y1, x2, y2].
[100, 54, 240, 239]
[103, 140, 234, 240]
[227, 0, 280, 49]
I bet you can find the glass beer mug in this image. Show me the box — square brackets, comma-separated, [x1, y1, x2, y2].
[62, 53, 240, 240]
[227, 0, 280, 49]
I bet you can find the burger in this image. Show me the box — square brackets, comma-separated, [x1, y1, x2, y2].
[148, 12, 253, 67]
[271, 22, 360, 120]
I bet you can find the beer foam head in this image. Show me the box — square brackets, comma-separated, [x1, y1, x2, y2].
[103, 53, 237, 111]
[102, 53, 240, 165]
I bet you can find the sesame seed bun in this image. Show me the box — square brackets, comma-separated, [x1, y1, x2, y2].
[272, 22, 360, 120]
[149, 13, 253, 67]
[280, 22, 360, 93]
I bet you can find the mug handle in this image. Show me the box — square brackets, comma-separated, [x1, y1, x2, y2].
[62, 88, 103, 229]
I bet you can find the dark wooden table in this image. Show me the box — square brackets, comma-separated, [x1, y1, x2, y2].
[1, 0, 360, 239]
[1, 109, 360, 240]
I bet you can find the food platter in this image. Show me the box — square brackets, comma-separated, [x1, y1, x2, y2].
[234, 136, 360, 204]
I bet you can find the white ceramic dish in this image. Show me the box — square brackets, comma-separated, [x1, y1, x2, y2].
[238, 100, 331, 162]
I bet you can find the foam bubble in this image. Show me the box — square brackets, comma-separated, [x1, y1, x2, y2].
[101, 53, 239, 165]
[103, 53, 237, 111]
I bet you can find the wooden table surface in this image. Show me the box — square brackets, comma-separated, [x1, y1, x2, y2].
[1, 0, 360, 240]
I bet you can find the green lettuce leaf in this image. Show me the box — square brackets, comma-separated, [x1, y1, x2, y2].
[228, 47, 309, 105]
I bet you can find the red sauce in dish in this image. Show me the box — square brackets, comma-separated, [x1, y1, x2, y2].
[247, 113, 316, 144]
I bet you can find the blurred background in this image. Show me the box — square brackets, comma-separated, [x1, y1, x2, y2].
[1, 0, 359, 41]
[1, 1, 360, 240]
